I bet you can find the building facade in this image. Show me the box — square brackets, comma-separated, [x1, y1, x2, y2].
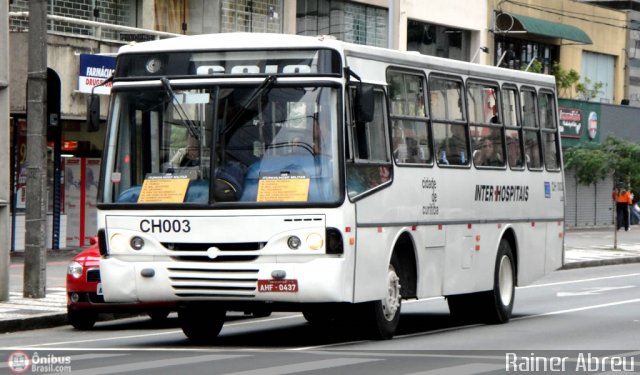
[7, 0, 635, 249]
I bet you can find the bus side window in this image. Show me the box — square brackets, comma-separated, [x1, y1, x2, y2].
[430, 76, 469, 166]
[387, 70, 431, 164]
[347, 86, 392, 199]
[521, 88, 543, 170]
[539, 91, 561, 171]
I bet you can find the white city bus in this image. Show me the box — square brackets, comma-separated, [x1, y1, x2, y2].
[97, 33, 564, 341]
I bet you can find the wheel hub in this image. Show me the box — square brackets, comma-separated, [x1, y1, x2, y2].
[382, 265, 401, 321]
[498, 255, 514, 306]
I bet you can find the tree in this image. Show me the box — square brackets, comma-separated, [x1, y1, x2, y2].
[564, 136, 640, 192]
[564, 136, 640, 247]
[552, 62, 580, 98]
[552, 62, 603, 100]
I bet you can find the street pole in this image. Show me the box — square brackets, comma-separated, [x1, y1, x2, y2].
[24, 0, 48, 298]
[0, 0, 11, 302]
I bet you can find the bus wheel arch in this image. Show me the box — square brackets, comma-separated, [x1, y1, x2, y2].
[391, 231, 417, 299]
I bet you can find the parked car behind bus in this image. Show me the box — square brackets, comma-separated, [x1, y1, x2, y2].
[66, 239, 175, 330]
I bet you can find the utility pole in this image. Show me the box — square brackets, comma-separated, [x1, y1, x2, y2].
[0, 0, 11, 302]
[24, 0, 48, 298]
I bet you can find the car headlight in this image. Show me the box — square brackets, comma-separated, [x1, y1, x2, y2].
[67, 261, 83, 279]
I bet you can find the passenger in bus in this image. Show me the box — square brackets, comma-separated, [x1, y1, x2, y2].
[170, 132, 200, 167]
[438, 124, 467, 165]
[474, 138, 503, 167]
[506, 137, 523, 168]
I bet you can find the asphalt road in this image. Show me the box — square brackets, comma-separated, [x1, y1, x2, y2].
[1, 263, 639, 374]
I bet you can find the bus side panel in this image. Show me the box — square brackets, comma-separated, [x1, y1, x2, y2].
[517, 222, 547, 286]
[441, 224, 499, 295]
[352, 226, 395, 302]
[415, 226, 446, 298]
[545, 221, 564, 273]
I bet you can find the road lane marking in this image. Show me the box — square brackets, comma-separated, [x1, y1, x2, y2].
[56, 354, 249, 375]
[521, 272, 640, 289]
[1, 314, 305, 348]
[513, 298, 640, 320]
[404, 363, 504, 375]
[556, 285, 636, 297]
[221, 358, 381, 375]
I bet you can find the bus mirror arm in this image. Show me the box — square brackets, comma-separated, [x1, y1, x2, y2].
[345, 67, 374, 123]
[86, 75, 113, 132]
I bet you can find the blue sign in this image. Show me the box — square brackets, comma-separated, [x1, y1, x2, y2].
[544, 182, 551, 198]
[78, 54, 116, 95]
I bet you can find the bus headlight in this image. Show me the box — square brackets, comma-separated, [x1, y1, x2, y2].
[67, 261, 83, 279]
[287, 236, 301, 250]
[306, 233, 324, 250]
[109, 233, 128, 252]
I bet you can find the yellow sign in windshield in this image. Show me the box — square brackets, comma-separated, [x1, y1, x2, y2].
[138, 175, 190, 203]
[257, 175, 310, 202]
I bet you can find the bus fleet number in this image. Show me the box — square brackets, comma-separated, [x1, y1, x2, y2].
[139, 219, 191, 233]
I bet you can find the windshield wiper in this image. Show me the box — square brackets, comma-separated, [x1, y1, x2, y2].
[222, 75, 277, 136]
[160, 77, 201, 141]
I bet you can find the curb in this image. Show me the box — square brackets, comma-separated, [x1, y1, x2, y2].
[0, 313, 68, 334]
[562, 256, 640, 270]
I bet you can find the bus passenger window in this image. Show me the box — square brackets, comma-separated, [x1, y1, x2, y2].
[347, 86, 392, 199]
[387, 70, 430, 164]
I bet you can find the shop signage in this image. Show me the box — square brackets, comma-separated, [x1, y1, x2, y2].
[559, 107, 582, 138]
[78, 54, 115, 95]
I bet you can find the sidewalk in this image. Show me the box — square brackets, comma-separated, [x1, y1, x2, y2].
[1, 227, 640, 334]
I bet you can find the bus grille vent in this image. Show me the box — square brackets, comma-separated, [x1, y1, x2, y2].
[167, 267, 258, 298]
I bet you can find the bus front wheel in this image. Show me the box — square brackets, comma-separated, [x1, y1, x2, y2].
[178, 304, 226, 342]
[362, 261, 402, 340]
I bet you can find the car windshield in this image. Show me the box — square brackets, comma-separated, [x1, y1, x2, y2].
[101, 83, 341, 205]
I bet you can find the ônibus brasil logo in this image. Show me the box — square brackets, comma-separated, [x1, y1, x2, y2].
[7, 351, 30, 374]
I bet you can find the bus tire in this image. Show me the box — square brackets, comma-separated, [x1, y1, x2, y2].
[67, 309, 97, 330]
[147, 309, 170, 322]
[362, 260, 402, 340]
[178, 304, 226, 342]
[484, 239, 515, 323]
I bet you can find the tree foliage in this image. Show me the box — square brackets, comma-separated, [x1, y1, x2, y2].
[552, 62, 603, 100]
[564, 136, 640, 193]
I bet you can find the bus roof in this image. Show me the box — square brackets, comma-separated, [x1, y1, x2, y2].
[117, 32, 556, 88]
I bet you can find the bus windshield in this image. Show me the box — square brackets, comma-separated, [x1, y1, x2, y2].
[102, 82, 341, 205]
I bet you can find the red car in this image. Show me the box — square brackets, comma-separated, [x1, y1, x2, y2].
[66, 240, 175, 330]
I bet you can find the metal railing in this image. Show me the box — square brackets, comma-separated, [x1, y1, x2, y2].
[9, 11, 181, 44]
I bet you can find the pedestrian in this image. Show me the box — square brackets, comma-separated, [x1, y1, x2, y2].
[632, 200, 640, 225]
[613, 186, 633, 231]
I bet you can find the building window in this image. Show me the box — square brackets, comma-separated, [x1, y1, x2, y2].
[581, 51, 614, 103]
[297, 0, 388, 48]
[495, 38, 558, 74]
[407, 20, 470, 61]
[221, 0, 283, 33]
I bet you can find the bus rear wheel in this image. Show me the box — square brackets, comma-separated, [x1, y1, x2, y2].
[484, 239, 515, 323]
[362, 261, 402, 340]
[178, 304, 226, 342]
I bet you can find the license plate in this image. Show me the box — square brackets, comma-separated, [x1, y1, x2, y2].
[257, 279, 298, 293]
[96, 283, 103, 296]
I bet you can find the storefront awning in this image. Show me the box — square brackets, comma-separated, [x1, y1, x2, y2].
[495, 12, 592, 45]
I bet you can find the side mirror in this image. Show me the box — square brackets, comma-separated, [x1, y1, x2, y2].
[87, 94, 100, 132]
[355, 84, 375, 123]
